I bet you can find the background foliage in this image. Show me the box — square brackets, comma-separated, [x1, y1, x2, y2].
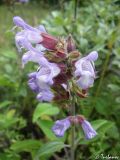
[0, 0, 120, 159]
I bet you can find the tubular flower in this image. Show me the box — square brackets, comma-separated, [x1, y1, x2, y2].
[36, 63, 60, 88]
[75, 51, 98, 89]
[13, 16, 58, 52]
[81, 120, 97, 139]
[22, 50, 48, 67]
[28, 71, 54, 102]
[27, 57, 60, 101]
[27, 60, 60, 101]
[52, 118, 71, 137]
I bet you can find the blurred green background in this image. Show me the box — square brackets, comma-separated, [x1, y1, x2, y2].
[0, 0, 120, 160]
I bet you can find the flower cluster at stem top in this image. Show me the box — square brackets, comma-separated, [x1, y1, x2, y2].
[13, 16, 98, 139]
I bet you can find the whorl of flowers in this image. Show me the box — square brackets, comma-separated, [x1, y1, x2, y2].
[13, 16, 98, 139]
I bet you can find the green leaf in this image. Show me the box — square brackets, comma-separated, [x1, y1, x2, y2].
[91, 119, 114, 134]
[116, 97, 120, 103]
[95, 98, 110, 115]
[0, 101, 12, 109]
[35, 141, 68, 158]
[11, 140, 41, 153]
[2, 49, 17, 59]
[37, 119, 57, 140]
[33, 103, 59, 122]
[107, 125, 119, 139]
[108, 84, 120, 92]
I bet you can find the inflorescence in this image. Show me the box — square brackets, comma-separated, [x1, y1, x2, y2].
[13, 16, 98, 139]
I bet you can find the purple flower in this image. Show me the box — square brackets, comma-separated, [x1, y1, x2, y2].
[28, 72, 39, 92]
[22, 50, 46, 67]
[15, 31, 43, 52]
[81, 120, 97, 139]
[36, 63, 60, 87]
[27, 60, 60, 102]
[23, 51, 60, 86]
[75, 51, 98, 89]
[13, 16, 46, 53]
[37, 89, 54, 102]
[13, 16, 58, 52]
[19, 0, 29, 3]
[13, 16, 35, 31]
[52, 118, 71, 137]
[28, 71, 54, 102]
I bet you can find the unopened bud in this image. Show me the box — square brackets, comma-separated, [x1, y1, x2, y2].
[66, 35, 76, 52]
[69, 51, 80, 59]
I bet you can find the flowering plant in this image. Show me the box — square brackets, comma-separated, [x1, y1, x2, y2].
[13, 16, 98, 159]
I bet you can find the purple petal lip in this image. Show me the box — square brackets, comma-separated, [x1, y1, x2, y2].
[86, 51, 98, 61]
[76, 72, 94, 89]
[13, 16, 25, 28]
[28, 72, 54, 102]
[37, 89, 54, 102]
[13, 16, 37, 31]
[38, 25, 47, 33]
[74, 51, 98, 89]
[52, 118, 71, 137]
[81, 120, 97, 140]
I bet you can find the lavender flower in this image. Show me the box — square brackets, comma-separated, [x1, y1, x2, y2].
[23, 51, 60, 86]
[36, 63, 60, 87]
[13, 16, 57, 52]
[52, 118, 71, 137]
[15, 31, 43, 53]
[13, 16, 46, 53]
[81, 120, 97, 139]
[37, 89, 54, 102]
[75, 51, 98, 89]
[28, 72, 54, 102]
[28, 72, 39, 92]
[22, 50, 47, 67]
[27, 60, 60, 102]
[19, 0, 29, 3]
[13, 16, 36, 31]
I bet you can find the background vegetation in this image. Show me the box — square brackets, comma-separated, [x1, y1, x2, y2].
[0, 0, 120, 159]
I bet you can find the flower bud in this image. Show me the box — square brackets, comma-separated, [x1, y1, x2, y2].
[68, 51, 80, 59]
[66, 35, 76, 53]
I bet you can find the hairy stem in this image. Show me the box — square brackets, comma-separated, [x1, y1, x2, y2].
[68, 81, 75, 160]
[71, 99, 75, 160]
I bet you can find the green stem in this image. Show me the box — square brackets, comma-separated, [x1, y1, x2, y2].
[74, 0, 78, 20]
[69, 81, 75, 160]
[94, 52, 111, 101]
[71, 102, 75, 160]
